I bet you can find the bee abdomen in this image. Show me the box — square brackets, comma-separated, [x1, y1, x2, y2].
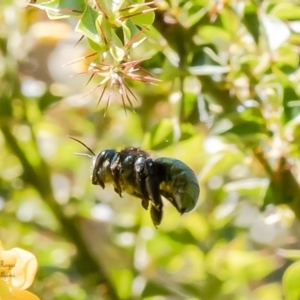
[155, 157, 199, 213]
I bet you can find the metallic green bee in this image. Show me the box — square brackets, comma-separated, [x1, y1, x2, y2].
[71, 137, 199, 226]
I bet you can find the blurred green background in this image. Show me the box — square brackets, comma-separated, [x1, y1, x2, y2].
[1, 0, 300, 299]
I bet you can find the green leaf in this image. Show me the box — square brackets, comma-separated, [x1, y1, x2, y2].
[143, 120, 198, 150]
[128, 6, 155, 27]
[243, 10, 260, 44]
[283, 261, 300, 300]
[31, 0, 85, 19]
[177, 3, 206, 27]
[142, 280, 171, 297]
[200, 151, 244, 182]
[284, 97, 300, 121]
[207, 247, 274, 282]
[191, 45, 222, 67]
[121, 22, 132, 45]
[167, 228, 197, 244]
[96, 0, 113, 16]
[224, 178, 269, 200]
[284, 114, 300, 141]
[253, 283, 283, 300]
[189, 65, 229, 76]
[198, 25, 232, 44]
[95, 16, 123, 48]
[110, 45, 125, 62]
[0, 94, 13, 118]
[223, 121, 266, 136]
[161, 57, 181, 81]
[271, 3, 300, 20]
[110, 268, 133, 299]
[183, 91, 197, 120]
[122, 19, 142, 45]
[38, 90, 62, 111]
[180, 123, 198, 140]
[76, 6, 102, 45]
[219, 7, 239, 36]
[275, 45, 299, 72]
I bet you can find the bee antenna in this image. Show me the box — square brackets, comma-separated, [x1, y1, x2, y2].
[74, 152, 93, 159]
[68, 135, 96, 156]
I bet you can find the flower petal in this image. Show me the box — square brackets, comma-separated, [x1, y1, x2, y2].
[0, 279, 13, 300]
[0, 251, 17, 276]
[11, 288, 40, 300]
[0, 241, 4, 251]
[9, 248, 37, 290]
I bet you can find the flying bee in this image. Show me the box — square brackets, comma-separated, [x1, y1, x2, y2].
[70, 137, 200, 227]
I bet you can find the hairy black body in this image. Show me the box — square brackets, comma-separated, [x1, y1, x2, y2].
[69, 137, 199, 226]
[92, 147, 199, 226]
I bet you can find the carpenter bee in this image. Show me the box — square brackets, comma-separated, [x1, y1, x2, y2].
[70, 137, 200, 226]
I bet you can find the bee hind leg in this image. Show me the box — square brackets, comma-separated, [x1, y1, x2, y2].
[144, 159, 163, 226]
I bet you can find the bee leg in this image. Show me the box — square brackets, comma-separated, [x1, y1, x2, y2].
[110, 153, 123, 197]
[137, 178, 149, 210]
[98, 181, 105, 189]
[135, 156, 150, 211]
[141, 199, 149, 210]
[137, 177, 149, 210]
[150, 205, 163, 228]
[144, 160, 163, 226]
[113, 187, 122, 197]
[137, 180, 149, 210]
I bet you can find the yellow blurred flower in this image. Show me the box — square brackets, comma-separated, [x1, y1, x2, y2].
[0, 240, 39, 300]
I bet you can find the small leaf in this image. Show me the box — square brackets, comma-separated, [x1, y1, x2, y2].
[198, 25, 232, 44]
[189, 65, 229, 76]
[142, 280, 170, 297]
[76, 6, 102, 45]
[283, 261, 300, 300]
[243, 10, 260, 44]
[284, 114, 300, 141]
[95, 16, 123, 48]
[271, 3, 300, 20]
[161, 58, 181, 81]
[143, 119, 176, 150]
[224, 178, 269, 199]
[30, 0, 85, 19]
[223, 121, 266, 136]
[121, 22, 132, 45]
[38, 90, 62, 111]
[275, 45, 299, 71]
[143, 120, 198, 150]
[128, 6, 155, 27]
[110, 269, 133, 299]
[200, 151, 243, 182]
[96, 0, 113, 16]
[110, 46, 125, 62]
[122, 19, 142, 46]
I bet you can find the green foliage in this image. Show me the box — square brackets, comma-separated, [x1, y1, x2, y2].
[283, 261, 300, 300]
[1, 0, 300, 299]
